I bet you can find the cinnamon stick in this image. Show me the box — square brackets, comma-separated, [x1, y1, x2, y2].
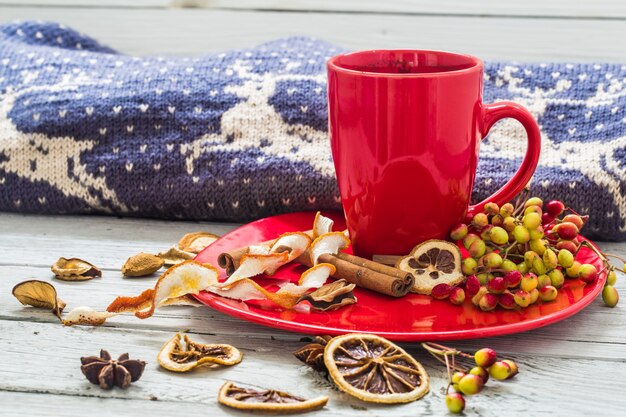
[296, 253, 413, 297]
[218, 240, 414, 297]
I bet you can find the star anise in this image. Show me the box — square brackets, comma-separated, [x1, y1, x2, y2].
[80, 349, 146, 389]
[293, 335, 332, 373]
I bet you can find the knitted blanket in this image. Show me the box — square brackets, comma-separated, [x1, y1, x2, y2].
[0, 22, 625, 240]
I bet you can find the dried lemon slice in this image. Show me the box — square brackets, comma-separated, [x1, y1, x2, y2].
[218, 381, 328, 413]
[396, 240, 464, 295]
[158, 333, 242, 372]
[324, 334, 429, 403]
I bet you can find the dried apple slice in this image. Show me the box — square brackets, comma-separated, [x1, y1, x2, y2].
[12, 280, 66, 319]
[51, 257, 101, 281]
[62, 306, 116, 326]
[313, 212, 334, 238]
[309, 232, 350, 265]
[324, 334, 429, 403]
[158, 246, 196, 266]
[218, 381, 328, 413]
[157, 333, 242, 372]
[178, 232, 220, 254]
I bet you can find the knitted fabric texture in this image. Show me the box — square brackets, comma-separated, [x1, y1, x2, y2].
[0, 22, 625, 240]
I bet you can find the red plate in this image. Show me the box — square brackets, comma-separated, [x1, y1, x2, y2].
[194, 211, 606, 341]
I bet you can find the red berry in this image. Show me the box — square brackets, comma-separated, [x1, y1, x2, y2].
[469, 366, 490, 384]
[451, 371, 466, 393]
[479, 293, 498, 311]
[556, 239, 579, 254]
[555, 222, 579, 240]
[578, 264, 598, 284]
[450, 223, 469, 241]
[539, 285, 558, 301]
[445, 392, 466, 414]
[487, 277, 507, 294]
[465, 275, 481, 296]
[502, 359, 519, 379]
[474, 348, 497, 367]
[562, 214, 586, 230]
[498, 291, 516, 309]
[542, 212, 555, 225]
[432, 283, 452, 299]
[489, 361, 512, 380]
[449, 287, 466, 305]
[458, 374, 484, 395]
[504, 270, 522, 288]
[546, 200, 565, 217]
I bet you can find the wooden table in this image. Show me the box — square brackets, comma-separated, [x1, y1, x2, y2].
[1, 213, 625, 416]
[1, 1, 626, 415]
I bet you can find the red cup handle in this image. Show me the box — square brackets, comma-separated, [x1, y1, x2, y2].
[467, 101, 541, 217]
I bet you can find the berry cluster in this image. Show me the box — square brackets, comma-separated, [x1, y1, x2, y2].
[422, 343, 518, 414]
[438, 195, 622, 310]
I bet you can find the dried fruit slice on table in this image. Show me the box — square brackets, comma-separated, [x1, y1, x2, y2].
[157, 246, 195, 267]
[178, 232, 220, 254]
[218, 381, 328, 413]
[12, 280, 66, 319]
[157, 333, 242, 372]
[293, 335, 332, 373]
[122, 253, 164, 277]
[51, 257, 102, 281]
[324, 334, 429, 403]
[396, 240, 464, 295]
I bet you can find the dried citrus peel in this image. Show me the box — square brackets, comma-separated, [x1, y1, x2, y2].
[221, 252, 289, 286]
[309, 232, 350, 265]
[208, 263, 337, 309]
[107, 261, 219, 319]
[313, 212, 334, 238]
[222, 232, 312, 286]
[62, 306, 117, 326]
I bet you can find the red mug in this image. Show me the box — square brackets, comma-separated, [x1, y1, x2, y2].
[327, 50, 541, 259]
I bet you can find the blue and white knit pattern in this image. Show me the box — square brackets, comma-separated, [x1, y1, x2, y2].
[0, 22, 625, 240]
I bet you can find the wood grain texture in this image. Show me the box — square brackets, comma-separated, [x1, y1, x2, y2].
[0, 7, 625, 61]
[1, 320, 625, 416]
[2, 0, 626, 19]
[0, 213, 625, 416]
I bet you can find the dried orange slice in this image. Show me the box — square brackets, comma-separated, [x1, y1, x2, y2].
[218, 381, 328, 413]
[158, 333, 242, 372]
[324, 334, 429, 403]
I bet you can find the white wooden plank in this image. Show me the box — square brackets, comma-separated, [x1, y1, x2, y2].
[1, 320, 625, 417]
[0, 7, 624, 61]
[2, 0, 625, 19]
